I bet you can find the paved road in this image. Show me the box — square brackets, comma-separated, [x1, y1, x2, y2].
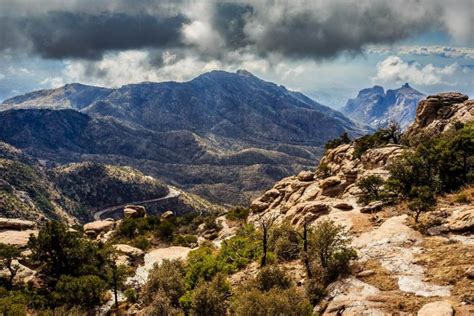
[92, 187, 181, 221]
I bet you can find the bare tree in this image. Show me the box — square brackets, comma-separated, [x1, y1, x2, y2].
[258, 214, 276, 267]
[297, 220, 312, 278]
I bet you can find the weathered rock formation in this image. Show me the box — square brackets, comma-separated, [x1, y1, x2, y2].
[405, 92, 473, 144]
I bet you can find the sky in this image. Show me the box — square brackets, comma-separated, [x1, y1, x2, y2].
[0, 0, 473, 108]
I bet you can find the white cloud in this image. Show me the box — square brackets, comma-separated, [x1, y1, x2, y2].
[374, 56, 460, 86]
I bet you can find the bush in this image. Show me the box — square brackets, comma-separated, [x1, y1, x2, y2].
[357, 175, 385, 203]
[325, 132, 351, 150]
[143, 259, 186, 306]
[53, 275, 107, 309]
[316, 162, 332, 179]
[231, 287, 312, 316]
[173, 234, 198, 247]
[388, 122, 474, 197]
[124, 288, 138, 304]
[308, 219, 357, 284]
[190, 273, 230, 316]
[132, 235, 151, 250]
[255, 265, 292, 292]
[353, 123, 401, 159]
[147, 291, 182, 316]
[454, 191, 471, 204]
[185, 246, 226, 290]
[408, 186, 436, 223]
[268, 224, 300, 261]
[305, 278, 327, 305]
[225, 206, 250, 222]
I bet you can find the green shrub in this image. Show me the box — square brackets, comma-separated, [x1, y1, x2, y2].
[308, 219, 357, 284]
[190, 273, 230, 316]
[325, 132, 351, 150]
[454, 191, 471, 204]
[225, 206, 250, 222]
[132, 235, 151, 250]
[268, 224, 300, 261]
[53, 275, 107, 309]
[357, 175, 385, 203]
[408, 186, 436, 223]
[316, 162, 332, 179]
[143, 259, 186, 306]
[305, 278, 327, 305]
[185, 246, 226, 289]
[124, 288, 138, 304]
[255, 265, 292, 292]
[230, 287, 312, 316]
[173, 234, 198, 247]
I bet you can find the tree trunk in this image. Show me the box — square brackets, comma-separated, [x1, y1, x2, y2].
[261, 229, 267, 267]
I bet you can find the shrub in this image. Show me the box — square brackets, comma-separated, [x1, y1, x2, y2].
[143, 259, 186, 306]
[0, 243, 21, 290]
[147, 291, 182, 316]
[53, 275, 108, 309]
[408, 186, 436, 223]
[173, 234, 198, 247]
[316, 162, 332, 179]
[132, 235, 151, 250]
[454, 191, 471, 204]
[185, 246, 225, 290]
[305, 278, 327, 305]
[190, 273, 230, 316]
[225, 206, 250, 222]
[308, 219, 357, 284]
[124, 288, 138, 304]
[230, 287, 312, 316]
[255, 265, 292, 292]
[0, 290, 28, 316]
[357, 175, 385, 203]
[268, 224, 300, 261]
[325, 132, 351, 150]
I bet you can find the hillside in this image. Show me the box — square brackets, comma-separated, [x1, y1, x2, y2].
[342, 83, 425, 128]
[0, 143, 221, 223]
[0, 70, 370, 205]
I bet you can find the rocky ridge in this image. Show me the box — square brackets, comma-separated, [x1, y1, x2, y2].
[249, 92, 474, 315]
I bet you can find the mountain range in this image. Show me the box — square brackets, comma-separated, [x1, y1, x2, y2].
[0, 70, 369, 205]
[342, 83, 425, 128]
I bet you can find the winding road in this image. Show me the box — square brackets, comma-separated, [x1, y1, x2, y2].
[92, 187, 181, 221]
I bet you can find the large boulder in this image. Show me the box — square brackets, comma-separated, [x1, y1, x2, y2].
[0, 230, 38, 247]
[123, 205, 146, 219]
[297, 170, 315, 182]
[83, 220, 115, 236]
[417, 301, 453, 316]
[0, 218, 36, 230]
[447, 208, 474, 232]
[161, 210, 174, 220]
[113, 244, 145, 259]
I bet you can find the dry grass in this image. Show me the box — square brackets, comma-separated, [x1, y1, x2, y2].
[355, 259, 398, 291]
[416, 237, 474, 304]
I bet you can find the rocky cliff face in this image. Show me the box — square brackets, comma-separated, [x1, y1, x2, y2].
[249, 92, 474, 314]
[342, 83, 425, 128]
[405, 92, 473, 144]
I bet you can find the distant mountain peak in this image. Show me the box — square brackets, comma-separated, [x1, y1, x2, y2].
[343, 84, 425, 128]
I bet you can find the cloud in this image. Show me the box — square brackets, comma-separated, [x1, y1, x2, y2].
[0, 0, 472, 61]
[0, 11, 188, 59]
[374, 56, 460, 86]
[367, 45, 474, 59]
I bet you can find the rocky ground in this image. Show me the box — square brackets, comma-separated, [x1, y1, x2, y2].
[247, 92, 474, 315]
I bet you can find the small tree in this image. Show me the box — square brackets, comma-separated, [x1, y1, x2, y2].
[308, 219, 356, 283]
[190, 273, 231, 316]
[258, 214, 276, 267]
[408, 186, 436, 223]
[357, 175, 385, 202]
[0, 244, 21, 290]
[255, 265, 291, 292]
[105, 250, 129, 311]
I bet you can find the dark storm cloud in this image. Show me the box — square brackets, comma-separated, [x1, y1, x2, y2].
[0, 11, 188, 59]
[212, 3, 253, 49]
[0, 0, 472, 61]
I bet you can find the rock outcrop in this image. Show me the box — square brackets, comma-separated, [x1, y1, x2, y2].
[249, 143, 404, 226]
[0, 218, 36, 230]
[405, 92, 473, 144]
